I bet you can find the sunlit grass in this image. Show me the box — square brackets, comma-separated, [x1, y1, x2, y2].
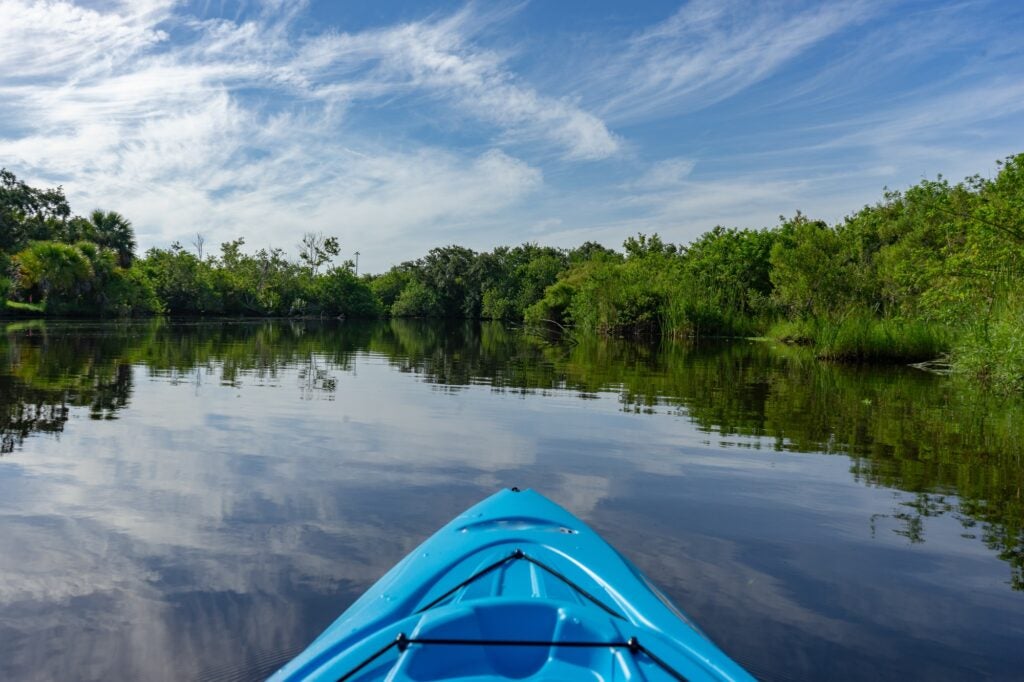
[769, 315, 950, 363]
[4, 300, 46, 316]
[954, 294, 1024, 393]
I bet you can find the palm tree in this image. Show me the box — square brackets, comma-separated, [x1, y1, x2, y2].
[89, 209, 137, 267]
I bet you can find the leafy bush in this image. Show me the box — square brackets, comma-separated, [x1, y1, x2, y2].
[391, 278, 440, 317]
[13, 241, 94, 300]
[314, 267, 381, 317]
[369, 267, 413, 315]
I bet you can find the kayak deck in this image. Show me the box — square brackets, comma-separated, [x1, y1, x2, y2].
[270, 488, 754, 681]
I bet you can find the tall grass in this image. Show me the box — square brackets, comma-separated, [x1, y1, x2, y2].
[769, 314, 950, 363]
[3, 300, 46, 316]
[666, 301, 766, 339]
[953, 293, 1024, 393]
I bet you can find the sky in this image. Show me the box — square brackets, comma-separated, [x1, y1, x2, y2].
[0, 0, 1022, 273]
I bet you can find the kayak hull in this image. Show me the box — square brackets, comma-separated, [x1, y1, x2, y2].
[270, 488, 754, 681]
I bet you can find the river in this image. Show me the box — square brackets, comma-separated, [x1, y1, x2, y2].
[0, 319, 1022, 681]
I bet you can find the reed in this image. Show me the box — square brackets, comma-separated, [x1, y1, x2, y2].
[770, 314, 950, 363]
[953, 293, 1024, 393]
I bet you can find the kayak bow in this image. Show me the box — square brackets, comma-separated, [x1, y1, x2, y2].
[270, 488, 755, 681]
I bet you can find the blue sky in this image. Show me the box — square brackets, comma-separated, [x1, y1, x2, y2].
[1, 0, 1022, 272]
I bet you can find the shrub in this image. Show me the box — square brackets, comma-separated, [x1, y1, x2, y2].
[954, 293, 1024, 393]
[391, 278, 441, 317]
[315, 267, 381, 317]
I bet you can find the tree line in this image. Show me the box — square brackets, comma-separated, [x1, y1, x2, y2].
[2, 153, 1022, 387]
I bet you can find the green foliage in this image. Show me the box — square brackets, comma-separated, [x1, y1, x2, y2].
[13, 241, 94, 300]
[526, 230, 771, 338]
[2, 154, 1022, 387]
[298, 232, 340, 275]
[770, 315, 951, 363]
[476, 244, 569, 320]
[680, 226, 777, 316]
[99, 266, 163, 316]
[770, 214, 855, 318]
[314, 267, 380, 317]
[524, 274, 580, 327]
[1, 169, 150, 316]
[139, 244, 223, 314]
[568, 254, 672, 334]
[568, 241, 621, 265]
[379, 242, 574, 321]
[416, 245, 479, 317]
[4, 300, 45, 315]
[766, 318, 816, 346]
[88, 209, 137, 267]
[9, 241, 159, 316]
[391, 278, 441, 317]
[0, 168, 72, 253]
[369, 266, 414, 315]
[954, 290, 1024, 393]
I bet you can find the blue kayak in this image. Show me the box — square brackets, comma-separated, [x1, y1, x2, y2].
[270, 488, 755, 681]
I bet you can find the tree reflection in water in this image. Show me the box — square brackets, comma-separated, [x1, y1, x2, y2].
[1, 318, 1022, 589]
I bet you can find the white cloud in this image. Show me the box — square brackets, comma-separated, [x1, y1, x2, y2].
[631, 157, 696, 190]
[0, 0, 172, 80]
[821, 79, 1024, 152]
[288, 10, 620, 159]
[587, 0, 876, 122]
[0, 1, 607, 269]
[529, 217, 563, 235]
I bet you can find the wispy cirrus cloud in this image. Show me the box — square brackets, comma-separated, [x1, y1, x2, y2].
[0, 1, 616, 157]
[584, 0, 876, 123]
[0, 0, 607, 268]
[0, 0, 172, 81]
[288, 7, 619, 159]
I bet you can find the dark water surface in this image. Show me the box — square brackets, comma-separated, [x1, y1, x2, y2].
[1, 319, 1022, 681]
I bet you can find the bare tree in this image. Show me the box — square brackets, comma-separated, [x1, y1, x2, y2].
[298, 232, 340, 275]
[191, 232, 206, 260]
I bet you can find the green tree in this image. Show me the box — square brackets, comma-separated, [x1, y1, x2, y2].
[769, 214, 853, 318]
[139, 243, 222, 314]
[475, 244, 568, 320]
[370, 265, 415, 315]
[315, 267, 381, 317]
[13, 241, 94, 301]
[680, 226, 777, 316]
[0, 169, 71, 253]
[416, 246, 478, 318]
[88, 209, 137, 267]
[391, 278, 441, 317]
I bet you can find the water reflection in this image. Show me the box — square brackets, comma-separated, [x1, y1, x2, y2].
[0, 319, 1022, 681]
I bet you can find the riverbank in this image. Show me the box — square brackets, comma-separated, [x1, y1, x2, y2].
[3, 154, 1021, 390]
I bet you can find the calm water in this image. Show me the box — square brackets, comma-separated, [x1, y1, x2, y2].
[1, 319, 1022, 681]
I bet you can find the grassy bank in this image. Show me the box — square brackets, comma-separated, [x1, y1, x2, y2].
[768, 316, 951, 363]
[3, 300, 46, 317]
[952, 294, 1024, 393]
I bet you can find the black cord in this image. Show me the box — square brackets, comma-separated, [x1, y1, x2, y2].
[415, 554, 518, 613]
[521, 554, 624, 620]
[334, 549, 692, 681]
[335, 633, 690, 681]
[417, 548, 624, 619]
